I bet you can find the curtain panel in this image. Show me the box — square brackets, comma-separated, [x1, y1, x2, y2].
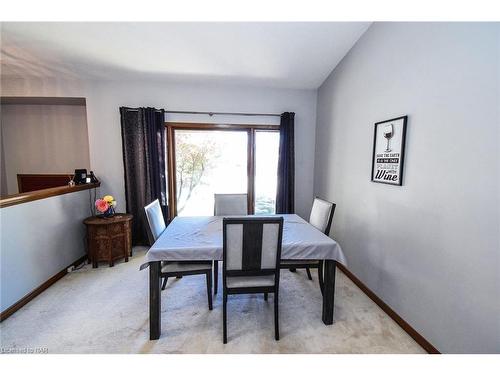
[120, 107, 167, 245]
[276, 112, 295, 214]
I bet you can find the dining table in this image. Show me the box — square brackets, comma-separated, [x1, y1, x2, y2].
[141, 214, 346, 340]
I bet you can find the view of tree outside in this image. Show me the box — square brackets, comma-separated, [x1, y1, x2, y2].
[175, 132, 217, 213]
[175, 130, 247, 216]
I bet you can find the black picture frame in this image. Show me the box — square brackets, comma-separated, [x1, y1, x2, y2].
[371, 115, 408, 186]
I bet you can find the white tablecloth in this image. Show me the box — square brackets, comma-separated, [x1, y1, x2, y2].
[142, 214, 346, 267]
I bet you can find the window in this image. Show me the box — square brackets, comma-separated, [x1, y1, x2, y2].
[166, 123, 280, 218]
[174, 130, 248, 216]
[254, 131, 280, 214]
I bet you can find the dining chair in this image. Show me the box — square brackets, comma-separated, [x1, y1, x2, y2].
[214, 193, 248, 216]
[280, 197, 336, 294]
[213, 193, 249, 295]
[144, 199, 214, 310]
[222, 216, 284, 343]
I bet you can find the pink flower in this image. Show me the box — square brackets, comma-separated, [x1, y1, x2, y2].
[95, 199, 110, 213]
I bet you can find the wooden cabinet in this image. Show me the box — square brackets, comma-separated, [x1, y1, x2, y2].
[83, 214, 133, 268]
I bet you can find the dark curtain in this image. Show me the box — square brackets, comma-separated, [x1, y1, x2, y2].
[276, 112, 295, 214]
[120, 107, 167, 245]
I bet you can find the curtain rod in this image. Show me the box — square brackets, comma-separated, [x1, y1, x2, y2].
[166, 110, 281, 117]
[123, 107, 281, 117]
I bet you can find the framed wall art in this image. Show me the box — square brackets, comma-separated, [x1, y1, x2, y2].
[371, 115, 408, 186]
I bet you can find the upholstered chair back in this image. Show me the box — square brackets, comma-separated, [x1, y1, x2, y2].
[214, 194, 248, 216]
[223, 217, 283, 272]
[309, 197, 336, 235]
[144, 199, 166, 242]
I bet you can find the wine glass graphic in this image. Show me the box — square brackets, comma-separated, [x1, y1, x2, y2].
[383, 124, 394, 152]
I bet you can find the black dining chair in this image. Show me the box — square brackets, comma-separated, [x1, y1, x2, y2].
[144, 199, 214, 310]
[213, 193, 248, 295]
[222, 216, 284, 343]
[280, 197, 336, 294]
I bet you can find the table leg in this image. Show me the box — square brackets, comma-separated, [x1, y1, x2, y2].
[322, 260, 336, 325]
[149, 261, 161, 340]
[214, 260, 218, 295]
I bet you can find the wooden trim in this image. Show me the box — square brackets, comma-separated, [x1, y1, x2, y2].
[17, 173, 71, 178]
[166, 125, 177, 221]
[336, 262, 440, 354]
[0, 182, 100, 208]
[165, 122, 279, 218]
[17, 173, 73, 193]
[1, 96, 86, 106]
[0, 255, 88, 322]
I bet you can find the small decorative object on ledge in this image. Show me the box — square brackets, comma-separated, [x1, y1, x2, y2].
[95, 195, 117, 218]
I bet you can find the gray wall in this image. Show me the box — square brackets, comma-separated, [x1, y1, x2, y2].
[0, 189, 94, 311]
[315, 23, 500, 353]
[1, 104, 91, 195]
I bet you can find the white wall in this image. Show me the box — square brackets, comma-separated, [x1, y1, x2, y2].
[1, 104, 90, 195]
[315, 23, 500, 353]
[1, 78, 318, 218]
[0, 188, 95, 311]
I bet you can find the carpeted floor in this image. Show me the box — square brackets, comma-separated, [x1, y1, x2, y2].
[0, 247, 425, 354]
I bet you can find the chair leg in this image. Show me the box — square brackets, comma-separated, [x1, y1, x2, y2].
[214, 261, 218, 295]
[206, 272, 213, 310]
[274, 291, 279, 341]
[264, 292, 268, 301]
[223, 292, 228, 344]
[318, 261, 324, 296]
[161, 277, 168, 290]
[306, 267, 313, 280]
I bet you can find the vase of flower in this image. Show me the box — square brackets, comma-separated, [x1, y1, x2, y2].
[95, 195, 117, 218]
[103, 206, 115, 218]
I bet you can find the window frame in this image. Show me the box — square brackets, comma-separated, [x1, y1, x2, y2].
[165, 122, 280, 220]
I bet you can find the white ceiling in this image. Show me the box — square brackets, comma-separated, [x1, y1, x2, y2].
[1, 22, 370, 89]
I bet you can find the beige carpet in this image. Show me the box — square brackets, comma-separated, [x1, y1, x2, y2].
[0, 247, 425, 354]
